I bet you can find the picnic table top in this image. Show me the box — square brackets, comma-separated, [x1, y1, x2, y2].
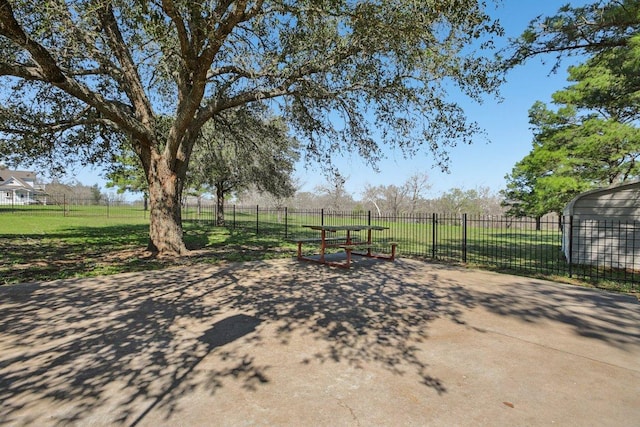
[302, 224, 388, 232]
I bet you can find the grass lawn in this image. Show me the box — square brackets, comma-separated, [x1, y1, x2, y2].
[0, 215, 296, 285]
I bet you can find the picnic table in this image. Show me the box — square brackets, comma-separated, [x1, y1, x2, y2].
[294, 224, 397, 268]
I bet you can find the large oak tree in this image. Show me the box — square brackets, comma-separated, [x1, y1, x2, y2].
[0, 0, 503, 256]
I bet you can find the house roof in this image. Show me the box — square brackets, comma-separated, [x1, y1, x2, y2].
[0, 169, 37, 183]
[0, 169, 44, 193]
[563, 180, 640, 215]
[0, 175, 29, 189]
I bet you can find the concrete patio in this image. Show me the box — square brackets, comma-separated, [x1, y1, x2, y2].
[1, 257, 639, 426]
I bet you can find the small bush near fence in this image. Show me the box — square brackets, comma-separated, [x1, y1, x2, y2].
[2, 198, 638, 292]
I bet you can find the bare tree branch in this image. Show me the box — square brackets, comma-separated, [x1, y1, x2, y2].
[97, 2, 154, 128]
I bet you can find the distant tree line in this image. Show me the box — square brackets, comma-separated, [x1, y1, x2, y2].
[44, 181, 106, 204]
[236, 173, 505, 216]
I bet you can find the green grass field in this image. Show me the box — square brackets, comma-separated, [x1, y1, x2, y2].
[0, 214, 296, 285]
[1, 209, 637, 294]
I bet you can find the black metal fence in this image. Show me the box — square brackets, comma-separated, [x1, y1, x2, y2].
[213, 206, 640, 290]
[2, 198, 638, 290]
[0, 194, 147, 217]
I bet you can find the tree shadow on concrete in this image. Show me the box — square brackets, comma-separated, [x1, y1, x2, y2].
[0, 257, 472, 425]
[0, 265, 270, 426]
[1, 257, 637, 425]
[224, 261, 466, 395]
[465, 277, 640, 349]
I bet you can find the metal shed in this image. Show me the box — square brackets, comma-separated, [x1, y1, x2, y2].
[562, 181, 640, 270]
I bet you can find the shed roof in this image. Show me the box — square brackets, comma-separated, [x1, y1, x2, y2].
[563, 180, 640, 216]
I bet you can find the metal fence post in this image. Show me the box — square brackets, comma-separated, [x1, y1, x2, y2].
[284, 207, 288, 239]
[256, 204, 259, 235]
[233, 205, 236, 231]
[368, 210, 371, 226]
[462, 213, 467, 263]
[432, 212, 437, 259]
[321, 208, 324, 226]
[568, 215, 574, 278]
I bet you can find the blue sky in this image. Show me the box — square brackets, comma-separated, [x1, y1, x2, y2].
[70, 1, 588, 200]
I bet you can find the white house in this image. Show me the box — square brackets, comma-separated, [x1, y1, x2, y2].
[562, 181, 640, 270]
[0, 169, 46, 205]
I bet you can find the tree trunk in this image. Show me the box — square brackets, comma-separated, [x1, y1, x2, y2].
[535, 216, 541, 232]
[146, 157, 188, 256]
[216, 184, 225, 226]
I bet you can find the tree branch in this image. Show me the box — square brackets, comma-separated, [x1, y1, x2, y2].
[97, 2, 154, 127]
[0, 0, 65, 82]
[0, 61, 45, 80]
[0, 0, 153, 144]
[161, 0, 193, 63]
[0, 116, 115, 135]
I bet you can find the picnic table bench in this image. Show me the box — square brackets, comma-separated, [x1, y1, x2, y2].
[338, 241, 398, 266]
[292, 236, 348, 259]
